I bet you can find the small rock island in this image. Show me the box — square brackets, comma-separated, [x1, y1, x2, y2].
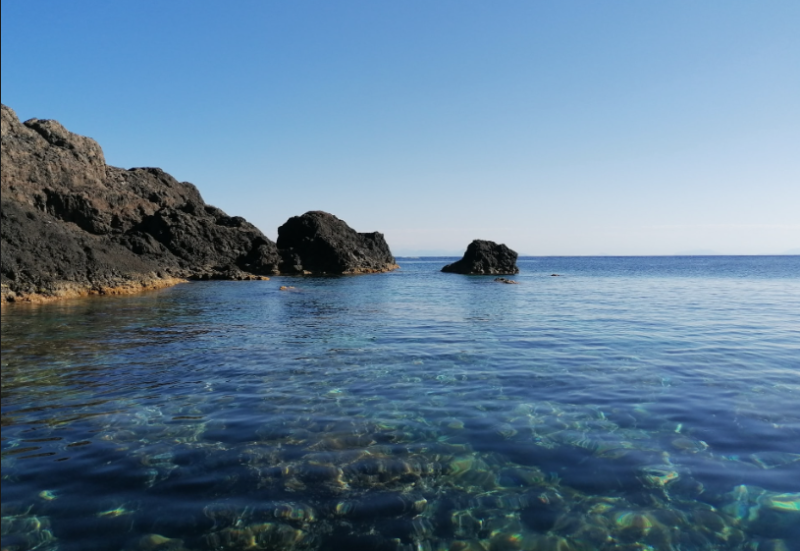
[442, 240, 519, 275]
[0, 104, 396, 304]
[278, 211, 398, 275]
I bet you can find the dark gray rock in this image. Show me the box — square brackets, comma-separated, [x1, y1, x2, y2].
[1, 103, 399, 304]
[130, 203, 280, 275]
[276, 211, 398, 274]
[442, 240, 519, 275]
[1, 103, 280, 303]
[1, 198, 172, 300]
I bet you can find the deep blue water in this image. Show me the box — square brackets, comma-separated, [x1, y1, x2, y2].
[2, 256, 799, 551]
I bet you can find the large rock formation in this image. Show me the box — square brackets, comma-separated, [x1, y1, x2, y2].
[441, 240, 519, 275]
[277, 211, 398, 274]
[1, 104, 281, 303]
[1, 104, 399, 304]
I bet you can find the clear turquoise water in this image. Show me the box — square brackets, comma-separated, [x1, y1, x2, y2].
[2, 256, 799, 551]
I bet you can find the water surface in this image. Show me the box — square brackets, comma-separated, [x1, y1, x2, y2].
[2, 257, 799, 550]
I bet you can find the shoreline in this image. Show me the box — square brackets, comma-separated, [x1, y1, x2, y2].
[0, 266, 401, 307]
[0, 277, 187, 308]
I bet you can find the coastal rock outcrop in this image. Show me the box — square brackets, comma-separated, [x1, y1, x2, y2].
[442, 240, 519, 275]
[1, 104, 399, 304]
[277, 211, 398, 274]
[1, 104, 282, 303]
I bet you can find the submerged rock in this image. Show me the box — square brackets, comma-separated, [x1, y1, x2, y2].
[442, 240, 519, 275]
[277, 211, 398, 275]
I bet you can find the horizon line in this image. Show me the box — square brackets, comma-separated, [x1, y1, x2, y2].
[395, 253, 800, 258]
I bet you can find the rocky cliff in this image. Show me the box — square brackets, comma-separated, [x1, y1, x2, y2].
[1, 105, 396, 304]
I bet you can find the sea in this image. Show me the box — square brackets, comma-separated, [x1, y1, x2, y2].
[2, 256, 799, 551]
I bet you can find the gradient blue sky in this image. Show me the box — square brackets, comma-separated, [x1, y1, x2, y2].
[2, 1, 798, 255]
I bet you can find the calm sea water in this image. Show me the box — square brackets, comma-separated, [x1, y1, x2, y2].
[2, 256, 799, 551]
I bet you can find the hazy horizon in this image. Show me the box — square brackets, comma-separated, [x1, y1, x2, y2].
[394, 250, 800, 258]
[2, 1, 798, 255]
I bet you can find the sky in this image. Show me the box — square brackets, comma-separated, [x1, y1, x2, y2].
[2, 1, 798, 256]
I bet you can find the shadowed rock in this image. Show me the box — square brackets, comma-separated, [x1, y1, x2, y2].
[277, 211, 398, 275]
[442, 240, 519, 275]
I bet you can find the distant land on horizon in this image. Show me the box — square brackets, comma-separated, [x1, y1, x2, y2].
[395, 250, 463, 258]
[396, 250, 800, 258]
[671, 249, 800, 256]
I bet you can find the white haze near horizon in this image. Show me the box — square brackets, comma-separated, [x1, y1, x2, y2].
[2, 2, 798, 256]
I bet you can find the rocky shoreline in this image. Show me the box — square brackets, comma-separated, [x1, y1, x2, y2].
[1, 104, 397, 306]
[1, 277, 188, 306]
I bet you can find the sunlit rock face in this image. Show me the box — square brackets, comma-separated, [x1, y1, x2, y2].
[277, 211, 398, 275]
[442, 239, 519, 275]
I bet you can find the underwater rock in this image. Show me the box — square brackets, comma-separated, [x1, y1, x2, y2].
[721, 485, 800, 540]
[494, 277, 519, 284]
[276, 211, 398, 275]
[272, 502, 318, 526]
[334, 492, 427, 520]
[0, 513, 57, 551]
[637, 464, 680, 490]
[519, 490, 565, 533]
[204, 522, 312, 551]
[669, 435, 709, 453]
[125, 533, 188, 551]
[747, 451, 800, 470]
[442, 240, 519, 275]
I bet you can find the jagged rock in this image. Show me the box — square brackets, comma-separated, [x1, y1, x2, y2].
[494, 277, 519, 284]
[442, 240, 519, 275]
[129, 203, 280, 274]
[2, 104, 400, 304]
[1, 104, 280, 304]
[276, 211, 398, 275]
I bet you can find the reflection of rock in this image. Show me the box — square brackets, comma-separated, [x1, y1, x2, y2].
[277, 211, 398, 275]
[442, 240, 519, 275]
[1, 104, 281, 304]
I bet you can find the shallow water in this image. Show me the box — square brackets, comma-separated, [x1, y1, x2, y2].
[2, 256, 799, 551]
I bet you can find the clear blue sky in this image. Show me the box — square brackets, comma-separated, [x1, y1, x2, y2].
[2, 1, 798, 255]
